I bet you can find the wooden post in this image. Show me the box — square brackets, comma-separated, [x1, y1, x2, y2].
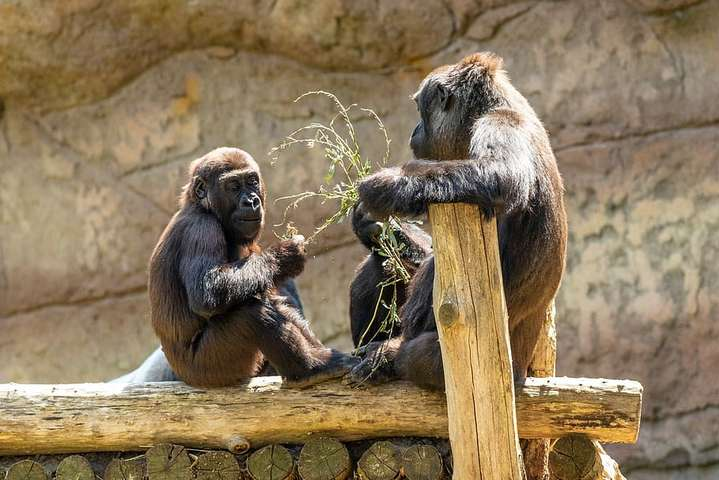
[523, 303, 558, 479]
[530, 303, 558, 378]
[429, 203, 523, 479]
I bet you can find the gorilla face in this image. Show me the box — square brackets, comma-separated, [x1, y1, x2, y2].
[189, 149, 266, 245]
[410, 80, 455, 160]
[215, 170, 264, 243]
[410, 58, 504, 162]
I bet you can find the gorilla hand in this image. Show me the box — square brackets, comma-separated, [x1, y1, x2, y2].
[270, 235, 306, 283]
[351, 202, 384, 250]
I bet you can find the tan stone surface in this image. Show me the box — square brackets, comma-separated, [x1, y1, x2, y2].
[555, 127, 719, 478]
[0, 293, 154, 383]
[0, 1, 718, 477]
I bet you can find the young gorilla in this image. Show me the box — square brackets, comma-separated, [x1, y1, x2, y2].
[346, 52, 568, 390]
[118, 147, 356, 387]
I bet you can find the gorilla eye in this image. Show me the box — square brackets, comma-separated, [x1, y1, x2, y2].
[194, 179, 207, 199]
[247, 174, 259, 187]
[436, 84, 451, 111]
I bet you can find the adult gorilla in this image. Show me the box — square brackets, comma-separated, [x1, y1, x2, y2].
[346, 53, 568, 390]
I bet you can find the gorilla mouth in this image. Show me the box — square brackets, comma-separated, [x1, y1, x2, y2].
[236, 217, 261, 223]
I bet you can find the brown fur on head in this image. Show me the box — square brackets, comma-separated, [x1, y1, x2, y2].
[457, 51, 503, 73]
[181, 147, 267, 246]
[181, 147, 265, 206]
[410, 52, 510, 160]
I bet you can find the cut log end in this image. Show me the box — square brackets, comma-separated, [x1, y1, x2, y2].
[247, 444, 294, 480]
[104, 458, 144, 480]
[55, 455, 94, 480]
[550, 435, 601, 480]
[145, 444, 193, 480]
[401, 445, 443, 480]
[5, 460, 48, 480]
[356, 441, 401, 480]
[549, 435, 627, 480]
[298, 437, 350, 480]
[195, 451, 241, 480]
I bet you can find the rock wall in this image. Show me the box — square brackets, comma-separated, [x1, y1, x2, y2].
[0, 1, 717, 478]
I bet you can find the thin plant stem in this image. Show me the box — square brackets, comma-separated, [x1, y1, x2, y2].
[270, 91, 410, 364]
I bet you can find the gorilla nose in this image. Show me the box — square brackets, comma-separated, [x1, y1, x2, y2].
[237, 194, 261, 220]
[240, 195, 260, 210]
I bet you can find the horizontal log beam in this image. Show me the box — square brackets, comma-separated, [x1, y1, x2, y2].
[0, 376, 642, 455]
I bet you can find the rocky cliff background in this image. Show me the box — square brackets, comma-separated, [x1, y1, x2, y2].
[0, 1, 717, 478]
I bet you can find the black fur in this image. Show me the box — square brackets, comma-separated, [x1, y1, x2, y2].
[349, 203, 432, 347]
[114, 148, 356, 387]
[346, 53, 567, 390]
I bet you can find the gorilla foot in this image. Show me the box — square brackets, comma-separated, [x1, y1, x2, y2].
[352, 340, 386, 359]
[342, 356, 395, 388]
[282, 351, 359, 389]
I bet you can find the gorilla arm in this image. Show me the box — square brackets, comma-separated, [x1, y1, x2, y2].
[358, 110, 536, 219]
[157, 213, 331, 387]
[179, 213, 303, 319]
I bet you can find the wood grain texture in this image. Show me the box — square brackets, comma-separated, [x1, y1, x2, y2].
[531, 303, 558, 379]
[55, 455, 94, 480]
[104, 458, 144, 480]
[297, 437, 350, 480]
[0, 376, 641, 455]
[550, 435, 627, 480]
[145, 444, 192, 480]
[5, 460, 47, 480]
[247, 445, 294, 480]
[401, 445, 443, 480]
[194, 451, 241, 480]
[429, 203, 523, 479]
[523, 303, 559, 479]
[356, 441, 401, 480]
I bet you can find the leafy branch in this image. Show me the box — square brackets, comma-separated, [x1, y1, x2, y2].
[269, 91, 408, 348]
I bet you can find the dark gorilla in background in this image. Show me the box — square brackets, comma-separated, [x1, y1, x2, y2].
[346, 52, 568, 390]
[115, 147, 356, 387]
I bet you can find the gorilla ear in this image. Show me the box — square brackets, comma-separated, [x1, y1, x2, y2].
[193, 177, 207, 200]
[436, 83, 452, 111]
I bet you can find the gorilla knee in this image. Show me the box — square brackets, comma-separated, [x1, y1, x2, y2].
[396, 332, 445, 390]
